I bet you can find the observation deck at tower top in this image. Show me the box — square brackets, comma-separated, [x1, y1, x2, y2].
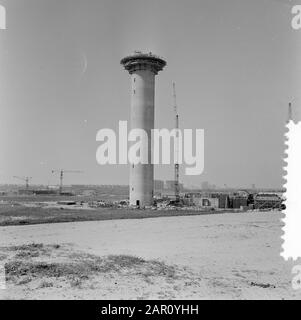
[120, 52, 167, 75]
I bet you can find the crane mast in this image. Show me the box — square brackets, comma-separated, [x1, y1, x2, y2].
[287, 102, 293, 123]
[173, 82, 180, 204]
[51, 169, 82, 194]
[13, 176, 32, 189]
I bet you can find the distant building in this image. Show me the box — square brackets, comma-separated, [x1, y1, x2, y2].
[154, 180, 164, 192]
[165, 180, 175, 190]
[194, 195, 219, 209]
[165, 180, 184, 191]
[211, 193, 230, 208]
[254, 193, 282, 210]
[196, 197, 218, 209]
[236, 190, 250, 198]
[47, 185, 60, 190]
[185, 193, 219, 209]
[230, 196, 248, 209]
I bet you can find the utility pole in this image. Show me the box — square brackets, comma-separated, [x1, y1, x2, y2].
[173, 82, 180, 204]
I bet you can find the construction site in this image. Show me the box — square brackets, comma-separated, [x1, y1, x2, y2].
[0, 179, 285, 219]
[0, 50, 296, 300]
[0, 51, 286, 221]
[0, 52, 286, 223]
[0, 164, 286, 229]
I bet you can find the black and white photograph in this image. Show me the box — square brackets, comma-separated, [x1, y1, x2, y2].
[0, 0, 301, 305]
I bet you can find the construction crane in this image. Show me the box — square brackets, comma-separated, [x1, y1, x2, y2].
[51, 170, 82, 194]
[172, 82, 180, 204]
[13, 176, 32, 189]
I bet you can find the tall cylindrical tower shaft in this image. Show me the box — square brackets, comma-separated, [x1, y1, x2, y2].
[121, 52, 166, 207]
[130, 69, 155, 206]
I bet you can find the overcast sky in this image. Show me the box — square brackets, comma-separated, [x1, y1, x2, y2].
[0, 0, 300, 188]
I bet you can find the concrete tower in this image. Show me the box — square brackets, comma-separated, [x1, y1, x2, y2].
[121, 52, 166, 207]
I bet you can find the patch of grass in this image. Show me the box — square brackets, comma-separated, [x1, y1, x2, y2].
[1, 243, 61, 260]
[145, 260, 177, 279]
[17, 277, 32, 286]
[105, 255, 146, 270]
[0, 254, 7, 261]
[6, 261, 88, 279]
[0, 204, 224, 227]
[15, 251, 40, 259]
[4, 254, 179, 286]
[3, 243, 46, 260]
[39, 280, 54, 288]
[250, 281, 276, 289]
[9, 243, 44, 251]
[3, 242, 181, 288]
[70, 278, 82, 288]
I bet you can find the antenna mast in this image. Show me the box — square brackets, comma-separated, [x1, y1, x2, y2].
[287, 102, 293, 123]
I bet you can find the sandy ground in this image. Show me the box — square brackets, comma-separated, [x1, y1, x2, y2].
[1, 211, 301, 300]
